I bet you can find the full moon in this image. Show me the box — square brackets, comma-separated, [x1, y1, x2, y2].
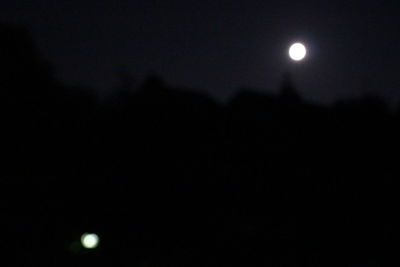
[81, 233, 99, 249]
[289, 43, 307, 61]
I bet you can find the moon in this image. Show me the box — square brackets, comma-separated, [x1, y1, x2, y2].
[289, 43, 307, 61]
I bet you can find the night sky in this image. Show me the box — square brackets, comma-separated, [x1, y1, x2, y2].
[1, 0, 399, 104]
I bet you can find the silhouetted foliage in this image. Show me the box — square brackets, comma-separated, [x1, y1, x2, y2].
[279, 72, 301, 104]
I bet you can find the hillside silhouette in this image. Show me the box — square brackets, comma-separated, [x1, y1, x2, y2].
[0, 23, 397, 267]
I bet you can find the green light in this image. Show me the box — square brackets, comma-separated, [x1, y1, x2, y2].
[81, 233, 99, 249]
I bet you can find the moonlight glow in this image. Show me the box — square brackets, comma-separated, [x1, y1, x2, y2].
[81, 233, 99, 249]
[289, 43, 307, 61]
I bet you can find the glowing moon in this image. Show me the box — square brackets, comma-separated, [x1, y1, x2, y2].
[81, 233, 99, 249]
[289, 43, 307, 61]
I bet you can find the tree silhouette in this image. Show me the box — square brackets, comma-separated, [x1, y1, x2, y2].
[279, 72, 301, 103]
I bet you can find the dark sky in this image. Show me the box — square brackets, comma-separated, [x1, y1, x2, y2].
[1, 0, 399, 103]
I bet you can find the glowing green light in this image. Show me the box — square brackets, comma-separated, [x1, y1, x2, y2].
[81, 233, 99, 249]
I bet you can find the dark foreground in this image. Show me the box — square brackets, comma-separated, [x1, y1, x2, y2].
[1, 22, 397, 267]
